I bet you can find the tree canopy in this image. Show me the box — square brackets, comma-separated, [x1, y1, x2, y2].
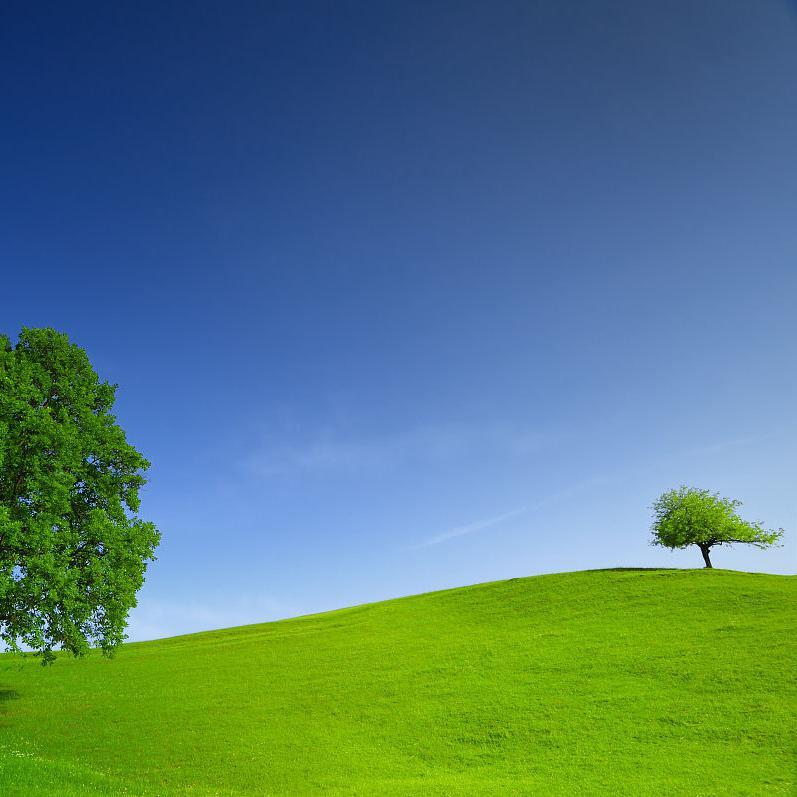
[0, 328, 160, 662]
[650, 486, 783, 568]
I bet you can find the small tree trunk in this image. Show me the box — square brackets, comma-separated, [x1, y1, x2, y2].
[699, 544, 713, 568]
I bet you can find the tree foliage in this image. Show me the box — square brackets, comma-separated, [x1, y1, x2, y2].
[0, 328, 160, 662]
[650, 486, 783, 568]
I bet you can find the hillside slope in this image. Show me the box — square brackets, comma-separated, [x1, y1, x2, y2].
[0, 569, 794, 795]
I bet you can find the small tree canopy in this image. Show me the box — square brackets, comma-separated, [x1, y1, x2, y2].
[651, 486, 783, 568]
[0, 328, 160, 663]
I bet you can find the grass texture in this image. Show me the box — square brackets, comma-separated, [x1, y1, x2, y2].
[0, 568, 794, 795]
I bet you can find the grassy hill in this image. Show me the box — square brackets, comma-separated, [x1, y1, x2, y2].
[0, 568, 794, 795]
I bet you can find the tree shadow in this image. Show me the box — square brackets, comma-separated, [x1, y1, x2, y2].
[0, 688, 20, 728]
[582, 567, 681, 573]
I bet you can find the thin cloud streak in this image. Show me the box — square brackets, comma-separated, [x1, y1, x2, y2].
[409, 477, 608, 550]
[411, 507, 528, 549]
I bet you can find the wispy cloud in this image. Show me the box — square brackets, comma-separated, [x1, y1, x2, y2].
[411, 507, 528, 549]
[682, 431, 779, 458]
[409, 477, 607, 550]
[248, 423, 548, 477]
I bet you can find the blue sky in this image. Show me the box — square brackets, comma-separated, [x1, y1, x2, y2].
[2, 1, 796, 640]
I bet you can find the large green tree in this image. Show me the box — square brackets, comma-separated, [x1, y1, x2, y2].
[0, 328, 159, 662]
[651, 486, 782, 568]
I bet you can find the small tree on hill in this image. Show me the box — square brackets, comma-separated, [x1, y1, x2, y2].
[0, 328, 160, 663]
[651, 486, 783, 568]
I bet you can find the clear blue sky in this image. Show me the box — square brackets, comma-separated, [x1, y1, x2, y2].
[2, 2, 796, 640]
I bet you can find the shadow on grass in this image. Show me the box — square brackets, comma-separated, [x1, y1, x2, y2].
[581, 567, 682, 573]
[0, 687, 20, 728]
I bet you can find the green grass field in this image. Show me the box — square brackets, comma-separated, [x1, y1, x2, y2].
[0, 568, 794, 795]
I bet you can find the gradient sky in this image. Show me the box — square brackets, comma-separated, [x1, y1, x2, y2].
[2, 1, 796, 640]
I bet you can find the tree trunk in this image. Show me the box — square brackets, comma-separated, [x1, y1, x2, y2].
[699, 544, 713, 568]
